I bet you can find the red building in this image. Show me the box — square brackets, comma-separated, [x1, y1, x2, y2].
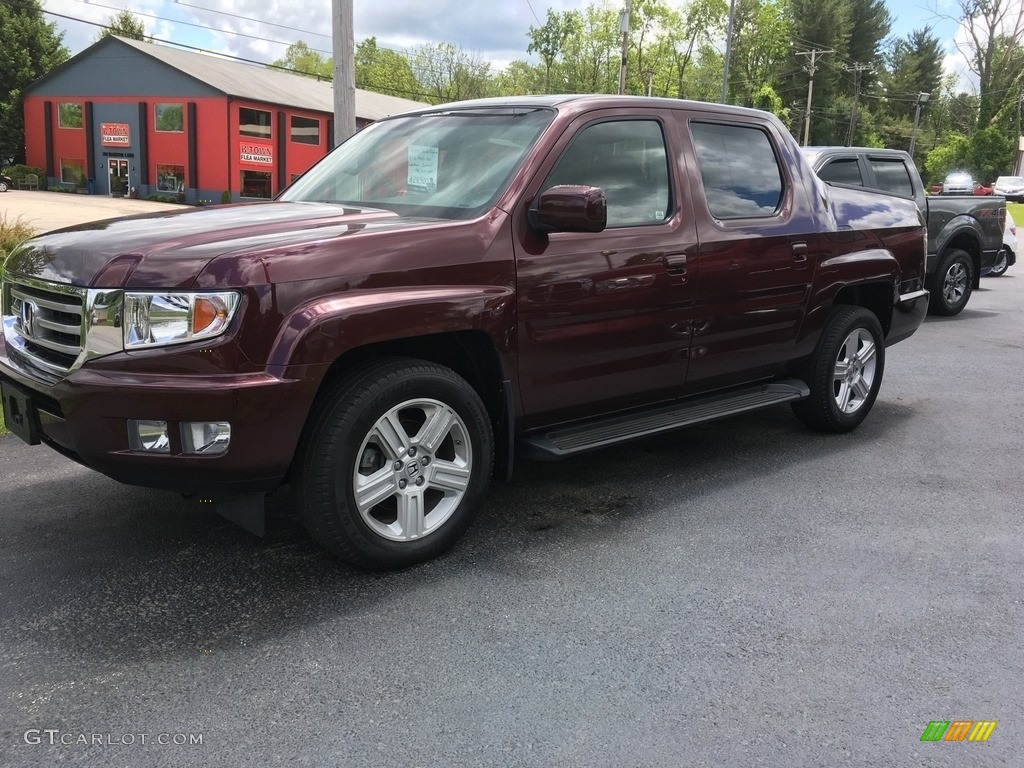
[22, 36, 425, 202]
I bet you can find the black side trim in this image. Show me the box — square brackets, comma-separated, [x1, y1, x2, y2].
[137, 101, 149, 186]
[187, 102, 198, 196]
[43, 101, 55, 178]
[84, 101, 95, 184]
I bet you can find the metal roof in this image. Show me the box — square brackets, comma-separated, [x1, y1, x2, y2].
[105, 36, 426, 120]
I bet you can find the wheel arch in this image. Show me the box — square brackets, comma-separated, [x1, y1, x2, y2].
[937, 229, 982, 289]
[286, 330, 514, 484]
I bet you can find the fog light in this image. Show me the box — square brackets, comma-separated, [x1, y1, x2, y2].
[182, 421, 231, 455]
[128, 419, 170, 453]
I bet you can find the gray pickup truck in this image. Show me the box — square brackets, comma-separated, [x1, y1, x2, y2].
[802, 147, 1005, 316]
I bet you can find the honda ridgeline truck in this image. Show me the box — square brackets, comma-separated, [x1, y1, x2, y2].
[2, 96, 929, 568]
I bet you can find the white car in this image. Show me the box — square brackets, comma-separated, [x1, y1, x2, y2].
[942, 172, 976, 195]
[992, 175, 1024, 202]
[988, 210, 1016, 277]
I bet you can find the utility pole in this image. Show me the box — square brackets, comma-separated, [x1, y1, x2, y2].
[332, 0, 356, 145]
[720, 0, 737, 104]
[908, 92, 930, 157]
[617, 0, 632, 95]
[796, 49, 833, 146]
[843, 62, 871, 146]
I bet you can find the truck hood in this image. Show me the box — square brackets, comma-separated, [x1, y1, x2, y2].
[3, 202, 431, 289]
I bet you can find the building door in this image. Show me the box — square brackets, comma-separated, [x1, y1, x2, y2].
[107, 159, 129, 196]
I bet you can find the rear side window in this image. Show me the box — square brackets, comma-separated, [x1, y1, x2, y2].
[690, 122, 783, 219]
[869, 159, 914, 197]
[818, 158, 863, 186]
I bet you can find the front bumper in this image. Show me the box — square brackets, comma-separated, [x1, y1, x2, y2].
[0, 349, 321, 495]
[885, 289, 929, 347]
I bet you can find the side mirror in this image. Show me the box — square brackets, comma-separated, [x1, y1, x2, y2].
[528, 185, 607, 234]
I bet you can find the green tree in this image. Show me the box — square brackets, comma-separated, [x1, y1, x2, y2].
[945, 0, 1024, 127]
[731, 0, 791, 106]
[410, 43, 491, 103]
[527, 9, 572, 92]
[271, 40, 331, 79]
[924, 133, 969, 184]
[355, 38, 421, 98]
[95, 9, 147, 42]
[0, 0, 69, 165]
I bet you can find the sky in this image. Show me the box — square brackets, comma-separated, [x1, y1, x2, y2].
[38, 0, 974, 87]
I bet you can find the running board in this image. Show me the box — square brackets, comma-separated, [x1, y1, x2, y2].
[520, 379, 809, 460]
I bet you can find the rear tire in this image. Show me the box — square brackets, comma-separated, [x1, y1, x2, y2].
[294, 358, 493, 570]
[988, 249, 1009, 277]
[927, 249, 973, 315]
[792, 306, 885, 433]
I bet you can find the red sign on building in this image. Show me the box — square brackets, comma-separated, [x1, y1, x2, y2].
[100, 123, 131, 146]
[240, 142, 273, 165]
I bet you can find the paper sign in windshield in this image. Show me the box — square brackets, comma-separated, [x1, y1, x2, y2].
[408, 145, 439, 192]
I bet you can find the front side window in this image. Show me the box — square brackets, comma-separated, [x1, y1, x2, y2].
[239, 107, 272, 139]
[818, 158, 864, 187]
[58, 102, 82, 129]
[60, 158, 85, 185]
[156, 164, 185, 193]
[543, 119, 671, 228]
[690, 122, 784, 219]
[869, 159, 914, 197]
[291, 116, 320, 145]
[155, 103, 183, 132]
[281, 107, 554, 220]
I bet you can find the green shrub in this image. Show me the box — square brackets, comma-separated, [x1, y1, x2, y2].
[1, 164, 48, 190]
[220, 190, 232, 204]
[1, 213, 35, 263]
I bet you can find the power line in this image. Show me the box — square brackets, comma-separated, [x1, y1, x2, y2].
[796, 48, 834, 145]
[524, 0, 541, 25]
[41, 9, 439, 100]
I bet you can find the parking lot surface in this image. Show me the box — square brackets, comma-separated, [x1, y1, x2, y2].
[0, 199, 1022, 766]
[1, 189, 183, 233]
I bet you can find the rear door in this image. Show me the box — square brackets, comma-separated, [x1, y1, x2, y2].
[674, 112, 819, 393]
[513, 109, 699, 426]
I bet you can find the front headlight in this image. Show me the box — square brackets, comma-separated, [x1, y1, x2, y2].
[124, 291, 240, 349]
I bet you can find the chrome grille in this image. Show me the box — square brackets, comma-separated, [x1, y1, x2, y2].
[4, 278, 86, 374]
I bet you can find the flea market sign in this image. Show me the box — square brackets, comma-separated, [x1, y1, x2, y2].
[100, 123, 130, 146]
[240, 143, 273, 165]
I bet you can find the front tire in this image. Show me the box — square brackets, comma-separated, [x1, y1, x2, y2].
[928, 249, 973, 315]
[295, 359, 494, 570]
[0, 180, 8, 193]
[792, 306, 885, 433]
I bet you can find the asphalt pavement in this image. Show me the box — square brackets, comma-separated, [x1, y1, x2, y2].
[1, 270, 1023, 765]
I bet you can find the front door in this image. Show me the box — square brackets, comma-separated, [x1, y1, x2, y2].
[108, 159, 128, 196]
[514, 111, 698, 427]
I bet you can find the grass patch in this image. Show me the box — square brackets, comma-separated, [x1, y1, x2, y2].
[1007, 202, 1024, 223]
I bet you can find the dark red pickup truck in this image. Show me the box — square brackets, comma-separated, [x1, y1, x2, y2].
[2, 96, 928, 568]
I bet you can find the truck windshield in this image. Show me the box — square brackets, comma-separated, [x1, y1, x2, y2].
[281, 107, 555, 219]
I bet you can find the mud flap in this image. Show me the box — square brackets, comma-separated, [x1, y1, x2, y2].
[216, 494, 267, 537]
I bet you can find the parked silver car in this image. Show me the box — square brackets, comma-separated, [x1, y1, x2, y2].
[942, 172, 976, 195]
[992, 175, 1024, 202]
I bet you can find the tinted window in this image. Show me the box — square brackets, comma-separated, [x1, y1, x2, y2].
[544, 120, 670, 227]
[239, 108, 272, 139]
[869, 159, 914, 197]
[690, 122, 783, 219]
[291, 116, 320, 145]
[818, 158, 863, 186]
[155, 104, 183, 132]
